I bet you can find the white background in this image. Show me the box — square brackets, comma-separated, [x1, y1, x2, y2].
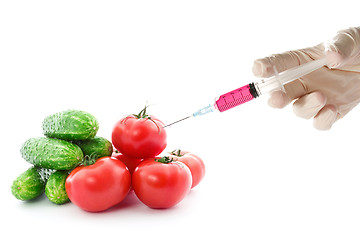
[1, 1, 360, 239]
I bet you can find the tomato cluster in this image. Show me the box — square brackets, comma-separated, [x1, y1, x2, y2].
[65, 107, 205, 212]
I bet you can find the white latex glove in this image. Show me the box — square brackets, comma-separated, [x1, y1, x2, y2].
[252, 27, 360, 130]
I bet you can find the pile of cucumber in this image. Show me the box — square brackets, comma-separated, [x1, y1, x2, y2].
[11, 110, 113, 204]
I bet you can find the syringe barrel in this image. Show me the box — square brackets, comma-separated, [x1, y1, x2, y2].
[254, 76, 282, 96]
[214, 83, 259, 112]
[192, 58, 327, 118]
[255, 58, 327, 95]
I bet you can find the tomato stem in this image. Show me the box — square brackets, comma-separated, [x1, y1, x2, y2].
[170, 149, 183, 157]
[155, 156, 175, 164]
[80, 154, 97, 166]
[133, 105, 150, 119]
[132, 105, 162, 134]
[155, 156, 185, 168]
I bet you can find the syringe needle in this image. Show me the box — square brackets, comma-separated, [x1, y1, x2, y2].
[163, 116, 191, 128]
[163, 104, 215, 128]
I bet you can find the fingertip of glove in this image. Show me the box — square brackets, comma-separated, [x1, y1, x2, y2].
[324, 27, 360, 68]
[293, 92, 327, 119]
[313, 105, 338, 131]
[268, 91, 290, 109]
[252, 59, 274, 78]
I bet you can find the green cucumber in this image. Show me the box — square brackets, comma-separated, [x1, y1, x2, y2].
[42, 109, 99, 141]
[74, 136, 113, 159]
[20, 137, 84, 170]
[11, 167, 46, 201]
[45, 171, 70, 204]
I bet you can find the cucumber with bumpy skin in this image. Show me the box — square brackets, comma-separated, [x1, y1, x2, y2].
[45, 171, 70, 204]
[42, 109, 99, 141]
[20, 137, 84, 170]
[11, 167, 46, 201]
[74, 136, 113, 159]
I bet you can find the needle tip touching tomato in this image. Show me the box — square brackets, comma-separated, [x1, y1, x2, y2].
[112, 106, 167, 159]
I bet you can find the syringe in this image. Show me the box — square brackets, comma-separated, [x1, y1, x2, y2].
[164, 58, 327, 128]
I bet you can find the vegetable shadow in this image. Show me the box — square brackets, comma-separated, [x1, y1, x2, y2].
[106, 190, 143, 212]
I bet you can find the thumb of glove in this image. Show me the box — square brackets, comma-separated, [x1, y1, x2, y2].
[325, 27, 360, 69]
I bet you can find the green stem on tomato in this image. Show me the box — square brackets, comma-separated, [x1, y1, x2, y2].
[170, 149, 183, 157]
[80, 154, 97, 166]
[155, 156, 185, 168]
[155, 156, 175, 164]
[132, 105, 162, 134]
[133, 105, 149, 119]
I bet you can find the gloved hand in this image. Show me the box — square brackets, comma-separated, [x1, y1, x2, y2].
[252, 27, 360, 130]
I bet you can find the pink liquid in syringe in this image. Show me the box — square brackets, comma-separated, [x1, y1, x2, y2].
[215, 83, 258, 112]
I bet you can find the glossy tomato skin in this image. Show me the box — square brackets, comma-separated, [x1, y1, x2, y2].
[132, 158, 192, 209]
[112, 152, 143, 175]
[112, 115, 167, 159]
[169, 151, 205, 189]
[65, 157, 131, 212]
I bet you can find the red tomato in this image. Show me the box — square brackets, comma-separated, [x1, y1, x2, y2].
[112, 152, 143, 175]
[65, 157, 131, 212]
[169, 150, 205, 189]
[112, 106, 167, 159]
[132, 157, 192, 209]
